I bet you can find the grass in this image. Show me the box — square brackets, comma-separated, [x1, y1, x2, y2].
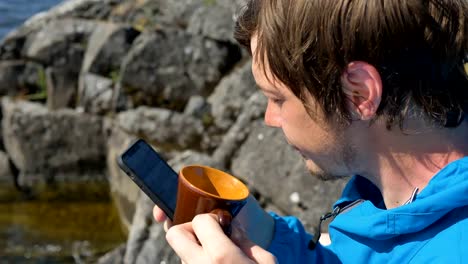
[26, 67, 47, 101]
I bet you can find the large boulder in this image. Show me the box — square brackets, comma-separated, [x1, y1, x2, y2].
[115, 106, 204, 151]
[77, 22, 140, 114]
[211, 91, 266, 165]
[119, 28, 240, 108]
[187, 0, 248, 43]
[22, 18, 96, 67]
[78, 73, 114, 114]
[105, 121, 140, 230]
[153, 0, 247, 42]
[21, 18, 98, 110]
[1, 97, 106, 190]
[46, 66, 79, 110]
[208, 60, 256, 130]
[123, 193, 178, 264]
[0, 0, 118, 60]
[80, 22, 139, 77]
[0, 61, 26, 95]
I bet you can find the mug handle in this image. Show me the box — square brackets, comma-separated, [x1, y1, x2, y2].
[211, 209, 233, 237]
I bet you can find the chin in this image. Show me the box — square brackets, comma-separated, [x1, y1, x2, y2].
[305, 159, 345, 181]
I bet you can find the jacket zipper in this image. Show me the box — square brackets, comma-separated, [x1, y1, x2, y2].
[308, 199, 365, 250]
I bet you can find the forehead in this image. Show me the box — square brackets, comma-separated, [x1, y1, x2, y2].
[250, 35, 278, 91]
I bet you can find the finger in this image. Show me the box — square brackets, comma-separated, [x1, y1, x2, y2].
[153, 206, 167, 222]
[231, 223, 278, 263]
[191, 214, 251, 262]
[166, 223, 207, 263]
[192, 213, 234, 246]
[163, 219, 173, 232]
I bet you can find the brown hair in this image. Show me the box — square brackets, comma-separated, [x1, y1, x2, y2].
[234, 0, 468, 129]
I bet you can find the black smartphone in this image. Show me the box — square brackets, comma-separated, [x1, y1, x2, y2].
[117, 139, 178, 220]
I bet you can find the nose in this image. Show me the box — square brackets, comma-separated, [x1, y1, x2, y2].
[264, 102, 281, 128]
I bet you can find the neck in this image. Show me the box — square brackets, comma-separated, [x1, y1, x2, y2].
[358, 120, 468, 209]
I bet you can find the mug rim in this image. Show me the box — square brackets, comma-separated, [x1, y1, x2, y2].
[179, 164, 249, 201]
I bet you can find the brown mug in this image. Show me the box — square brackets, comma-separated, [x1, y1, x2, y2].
[173, 165, 249, 236]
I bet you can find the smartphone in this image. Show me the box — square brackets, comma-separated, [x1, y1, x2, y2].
[117, 139, 178, 220]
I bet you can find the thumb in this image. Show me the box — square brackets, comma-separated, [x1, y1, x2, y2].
[231, 223, 277, 263]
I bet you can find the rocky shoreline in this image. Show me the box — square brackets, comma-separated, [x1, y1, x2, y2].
[0, 0, 346, 262]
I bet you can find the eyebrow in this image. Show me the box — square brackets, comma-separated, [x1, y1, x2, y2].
[255, 82, 280, 95]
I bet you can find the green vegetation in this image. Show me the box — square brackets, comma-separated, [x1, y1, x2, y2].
[109, 69, 121, 84]
[26, 67, 47, 101]
[132, 6, 159, 32]
[202, 112, 215, 126]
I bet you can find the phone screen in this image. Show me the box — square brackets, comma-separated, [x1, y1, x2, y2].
[120, 139, 178, 219]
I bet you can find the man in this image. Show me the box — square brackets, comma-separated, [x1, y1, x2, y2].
[154, 0, 468, 262]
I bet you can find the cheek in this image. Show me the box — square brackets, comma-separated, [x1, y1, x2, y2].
[286, 118, 338, 154]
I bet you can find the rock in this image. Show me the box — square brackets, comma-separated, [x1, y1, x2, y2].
[46, 67, 78, 110]
[1, 97, 105, 176]
[123, 193, 178, 264]
[110, 0, 162, 30]
[0, 61, 26, 95]
[0, 23, 38, 60]
[20, 18, 96, 109]
[105, 120, 140, 230]
[97, 243, 126, 264]
[115, 106, 204, 150]
[120, 28, 240, 108]
[231, 120, 347, 231]
[23, 0, 119, 28]
[0, 150, 16, 200]
[286, 160, 348, 230]
[157, 0, 247, 40]
[211, 91, 266, 165]
[21, 62, 44, 92]
[187, 0, 247, 43]
[64, 0, 119, 20]
[0, 0, 110, 60]
[0, 61, 46, 98]
[168, 149, 221, 172]
[208, 59, 257, 130]
[80, 22, 139, 77]
[78, 73, 114, 114]
[22, 18, 96, 67]
[151, 0, 204, 29]
[183, 95, 209, 119]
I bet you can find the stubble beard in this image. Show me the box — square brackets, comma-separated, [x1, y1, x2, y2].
[306, 139, 355, 181]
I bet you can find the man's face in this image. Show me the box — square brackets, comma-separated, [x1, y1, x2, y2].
[250, 36, 356, 180]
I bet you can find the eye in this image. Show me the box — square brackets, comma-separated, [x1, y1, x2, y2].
[271, 98, 284, 106]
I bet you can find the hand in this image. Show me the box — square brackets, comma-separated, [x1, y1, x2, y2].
[153, 204, 173, 231]
[153, 195, 275, 248]
[166, 213, 277, 263]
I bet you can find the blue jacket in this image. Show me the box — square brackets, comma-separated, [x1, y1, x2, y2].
[268, 157, 468, 263]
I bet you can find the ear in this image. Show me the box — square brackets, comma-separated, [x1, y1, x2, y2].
[341, 61, 382, 120]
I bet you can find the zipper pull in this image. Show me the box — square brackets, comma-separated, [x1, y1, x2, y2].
[307, 199, 365, 250]
[308, 206, 341, 250]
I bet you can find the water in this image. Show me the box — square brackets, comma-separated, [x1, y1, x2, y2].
[0, 0, 64, 39]
[0, 183, 127, 262]
[0, 198, 127, 262]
